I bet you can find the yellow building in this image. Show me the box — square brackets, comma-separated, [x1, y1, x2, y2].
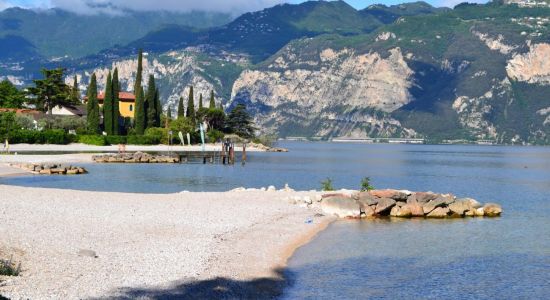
[97, 92, 136, 118]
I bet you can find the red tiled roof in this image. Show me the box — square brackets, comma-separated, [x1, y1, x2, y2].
[0, 108, 41, 115]
[97, 92, 135, 101]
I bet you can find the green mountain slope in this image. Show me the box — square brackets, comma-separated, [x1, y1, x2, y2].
[0, 7, 233, 60]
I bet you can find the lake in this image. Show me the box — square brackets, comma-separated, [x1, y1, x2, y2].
[2, 142, 549, 298]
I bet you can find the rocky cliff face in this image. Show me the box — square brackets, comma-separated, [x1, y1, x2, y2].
[506, 43, 550, 85]
[67, 50, 239, 112]
[230, 46, 417, 137]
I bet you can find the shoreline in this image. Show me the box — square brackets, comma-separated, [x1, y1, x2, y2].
[0, 184, 334, 299]
[2, 142, 272, 154]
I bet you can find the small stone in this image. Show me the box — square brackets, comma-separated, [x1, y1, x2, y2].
[78, 249, 97, 258]
[267, 185, 276, 192]
[474, 207, 485, 216]
[390, 205, 412, 217]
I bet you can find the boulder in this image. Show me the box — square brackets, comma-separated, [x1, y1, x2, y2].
[464, 198, 482, 209]
[66, 169, 79, 175]
[422, 198, 448, 214]
[474, 207, 485, 216]
[370, 189, 409, 201]
[405, 203, 425, 217]
[448, 200, 471, 216]
[356, 192, 379, 206]
[427, 207, 450, 218]
[390, 205, 412, 217]
[483, 203, 503, 217]
[320, 197, 361, 218]
[374, 198, 396, 214]
[361, 204, 376, 218]
[413, 192, 438, 203]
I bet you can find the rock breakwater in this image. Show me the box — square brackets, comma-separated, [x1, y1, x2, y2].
[322, 189, 502, 219]
[93, 152, 180, 163]
[9, 163, 87, 175]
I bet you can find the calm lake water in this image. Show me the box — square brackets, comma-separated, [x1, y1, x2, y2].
[2, 142, 550, 298]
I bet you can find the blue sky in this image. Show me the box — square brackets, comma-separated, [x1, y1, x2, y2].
[1, 0, 489, 13]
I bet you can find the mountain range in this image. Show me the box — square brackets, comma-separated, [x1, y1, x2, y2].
[1, 0, 549, 144]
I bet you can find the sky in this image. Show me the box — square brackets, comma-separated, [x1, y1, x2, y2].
[0, 0, 489, 14]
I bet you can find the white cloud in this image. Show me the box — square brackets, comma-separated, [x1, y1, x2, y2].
[435, 0, 488, 8]
[0, 0, 13, 10]
[48, 0, 287, 15]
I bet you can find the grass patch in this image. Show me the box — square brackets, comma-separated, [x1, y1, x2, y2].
[0, 256, 21, 276]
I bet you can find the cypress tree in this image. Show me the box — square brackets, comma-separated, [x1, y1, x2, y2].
[186, 86, 195, 126]
[199, 93, 203, 110]
[167, 106, 172, 119]
[146, 75, 156, 129]
[71, 75, 79, 103]
[134, 49, 143, 95]
[209, 90, 215, 108]
[86, 73, 100, 134]
[155, 88, 161, 127]
[135, 86, 146, 134]
[112, 68, 120, 135]
[103, 71, 114, 135]
[177, 97, 185, 119]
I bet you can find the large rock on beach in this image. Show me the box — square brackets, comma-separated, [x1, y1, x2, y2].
[355, 192, 379, 206]
[390, 205, 412, 217]
[409, 192, 438, 203]
[405, 202, 425, 217]
[321, 196, 361, 218]
[370, 189, 409, 201]
[375, 198, 396, 214]
[483, 203, 503, 217]
[427, 207, 450, 218]
[448, 199, 472, 216]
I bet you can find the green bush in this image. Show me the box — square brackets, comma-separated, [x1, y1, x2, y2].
[0, 256, 21, 276]
[78, 135, 107, 146]
[105, 135, 127, 145]
[144, 127, 169, 144]
[8, 129, 72, 144]
[360, 177, 374, 192]
[207, 129, 225, 143]
[321, 178, 335, 191]
[127, 135, 160, 145]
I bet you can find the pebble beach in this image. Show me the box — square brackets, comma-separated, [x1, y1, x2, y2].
[0, 181, 332, 299]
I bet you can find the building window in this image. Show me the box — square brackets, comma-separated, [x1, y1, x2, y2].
[129, 105, 133, 111]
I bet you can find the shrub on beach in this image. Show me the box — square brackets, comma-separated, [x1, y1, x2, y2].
[126, 135, 160, 145]
[78, 135, 107, 146]
[104, 135, 127, 145]
[321, 178, 335, 191]
[9, 129, 73, 144]
[0, 256, 21, 276]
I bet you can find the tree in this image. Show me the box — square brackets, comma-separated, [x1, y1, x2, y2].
[186, 86, 195, 126]
[134, 49, 143, 95]
[204, 108, 226, 131]
[177, 97, 185, 119]
[154, 88, 161, 127]
[198, 93, 203, 110]
[0, 80, 25, 108]
[0, 112, 16, 141]
[167, 106, 172, 119]
[145, 75, 156, 129]
[112, 68, 120, 135]
[86, 73, 100, 134]
[71, 75, 80, 104]
[27, 68, 72, 115]
[226, 104, 256, 139]
[103, 71, 114, 135]
[135, 86, 146, 134]
[209, 90, 215, 108]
